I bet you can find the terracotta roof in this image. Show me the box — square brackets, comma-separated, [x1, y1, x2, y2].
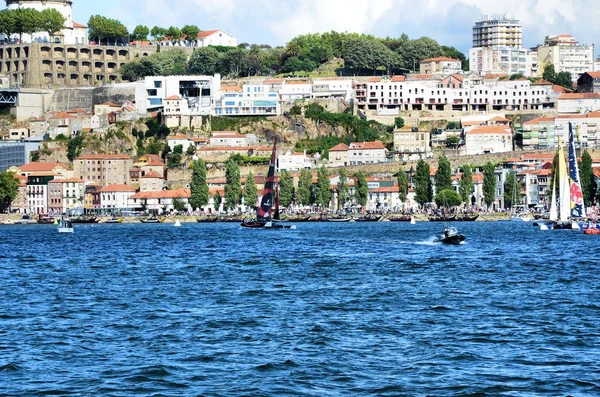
[99, 184, 136, 193]
[220, 86, 242, 92]
[286, 81, 310, 85]
[197, 30, 220, 39]
[17, 162, 67, 172]
[523, 116, 555, 125]
[141, 171, 163, 179]
[168, 133, 192, 140]
[76, 154, 131, 160]
[521, 153, 556, 160]
[559, 93, 600, 100]
[145, 160, 167, 167]
[66, 108, 88, 114]
[165, 95, 181, 100]
[420, 57, 461, 63]
[210, 131, 245, 138]
[532, 79, 553, 86]
[329, 143, 349, 151]
[518, 169, 552, 176]
[461, 120, 485, 126]
[198, 146, 253, 152]
[391, 76, 406, 82]
[473, 173, 484, 182]
[130, 189, 190, 199]
[72, 21, 87, 28]
[408, 74, 437, 80]
[554, 85, 573, 93]
[49, 178, 85, 184]
[484, 73, 508, 79]
[137, 154, 163, 164]
[367, 77, 381, 83]
[263, 78, 284, 84]
[467, 125, 512, 135]
[50, 112, 75, 120]
[348, 141, 385, 150]
[584, 72, 600, 79]
[370, 185, 400, 193]
[489, 116, 510, 122]
[556, 114, 586, 119]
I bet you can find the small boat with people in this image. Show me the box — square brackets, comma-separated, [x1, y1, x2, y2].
[140, 216, 164, 223]
[57, 217, 74, 234]
[436, 224, 465, 245]
[104, 216, 123, 224]
[71, 215, 100, 224]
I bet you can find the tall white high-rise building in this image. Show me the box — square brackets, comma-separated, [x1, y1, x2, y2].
[473, 15, 522, 49]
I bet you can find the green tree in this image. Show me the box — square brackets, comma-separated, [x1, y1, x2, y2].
[355, 171, 369, 207]
[315, 165, 330, 208]
[167, 152, 182, 168]
[67, 135, 84, 162]
[173, 144, 183, 154]
[88, 15, 128, 44]
[150, 26, 166, 41]
[434, 155, 452, 193]
[244, 171, 258, 210]
[0, 171, 18, 213]
[187, 46, 222, 75]
[186, 145, 196, 155]
[166, 26, 182, 42]
[14, 8, 41, 42]
[0, 9, 16, 39]
[172, 198, 187, 212]
[39, 8, 65, 41]
[397, 169, 408, 202]
[297, 168, 313, 206]
[482, 162, 496, 208]
[181, 25, 200, 41]
[337, 168, 349, 210]
[213, 191, 222, 212]
[414, 159, 432, 206]
[441, 45, 468, 70]
[189, 159, 209, 210]
[503, 169, 517, 209]
[396, 36, 443, 71]
[459, 165, 473, 205]
[224, 158, 241, 210]
[130, 25, 149, 41]
[446, 135, 460, 148]
[579, 150, 596, 207]
[543, 64, 557, 83]
[554, 71, 574, 90]
[394, 116, 405, 129]
[279, 170, 294, 208]
[435, 189, 462, 207]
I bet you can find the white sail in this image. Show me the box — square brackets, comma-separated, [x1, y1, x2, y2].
[558, 137, 570, 222]
[549, 174, 558, 221]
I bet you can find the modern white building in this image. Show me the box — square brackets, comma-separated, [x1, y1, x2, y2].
[209, 131, 248, 147]
[536, 35, 594, 81]
[166, 132, 197, 153]
[469, 46, 533, 76]
[347, 141, 387, 165]
[99, 184, 136, 210]
[473, 15, 522, 49]
[311, 79, 354, 100]
[279, 81, 312, 101]
[213, 84, 279, 116]
[194, 30, 237, 47]
[5, 0, 88, 45]
[420, 57, 462, 75]
[557, 93, 600, 113]
[134, 74, 221, 115]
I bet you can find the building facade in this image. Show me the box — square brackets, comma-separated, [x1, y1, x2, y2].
[420, 57, 462, 75]
[536, 35, 594, 81]
[73, 154, 132, 187]
[473, 15, 522, 49]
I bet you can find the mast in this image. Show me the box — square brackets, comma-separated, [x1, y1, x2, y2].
[568, 122, 585, 218]
[549, 173, 558, 221]
[274, 184, 280, 221]
[257, 138, 277, 221]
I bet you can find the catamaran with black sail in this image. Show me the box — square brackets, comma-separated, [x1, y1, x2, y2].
[241, 138, 295, 229]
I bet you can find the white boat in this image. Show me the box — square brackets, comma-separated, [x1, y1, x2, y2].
[410, 216, 416, 225]
[58, 218, 74, 234]
[174, 220, 182, 227]
[511, 212, 533, 222]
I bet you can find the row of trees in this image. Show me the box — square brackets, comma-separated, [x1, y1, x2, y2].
[130, 24, 201, 43]
[0, 8, 65, 41]
[119, 30, 467, 81]
[188, 158, 371, 212]
[0, 171, 18, 213]
[87, 15, 128, 45]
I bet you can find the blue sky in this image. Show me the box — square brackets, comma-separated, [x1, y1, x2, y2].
[74, 0, 595, 54]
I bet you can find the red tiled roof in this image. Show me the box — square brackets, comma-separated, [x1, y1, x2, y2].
[467, 126, 512, 135]
[559, 93, 600, 100]
[17, 162, 68, 172]
[165, 95, 181, 100]
[523, 116, 555, 125]
[211, 131, 245, 138]
[391, 76, 406, 82]
[532, 79, 553, 86]
[585, 72, 600, 79]
[408, 74, 436, 80]
[141, 171, 163, 179]
[420, 57, 461, 63]
[329, 143, 349, 151]
[349, 141, 385, 150]
[263, 78, 284, 84]
[76, 154, 131, 160]
[72, 21, 87, 28]
[521, 153, 556, 160]
[145, 160, 167, 167]
[168, 133, 192, 140]
[367, 77, 381, 83]
[48, 178, 85, 184]
[50, 112, 76, 120]
[197, 30, 220, 39]
[473, 173, 484, 182]
[99, 184, 136, 193]
[489, 116, 510, 122]
[484, 73, 508, 79]
[130, 189, 191, 199]
[220, 86, 242, 92]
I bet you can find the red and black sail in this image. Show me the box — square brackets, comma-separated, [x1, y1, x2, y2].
[258, 139, 277, 221]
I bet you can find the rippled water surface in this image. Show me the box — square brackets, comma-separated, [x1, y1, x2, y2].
[1, 221, 600, 396]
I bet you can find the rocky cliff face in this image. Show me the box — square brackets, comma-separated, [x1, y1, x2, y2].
[51, 85, 136, 112]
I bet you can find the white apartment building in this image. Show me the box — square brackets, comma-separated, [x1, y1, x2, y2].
[536, 35, 594, 81]
[311, 79, 354, 100]
[48, 178, 86, 215]
[279, 81, 313, 101]
[347, 141, 387, 165]
[420, 57, 462, 75]
[99, 184, 136, 210]
[209, 131, 248, 147]
[166, 132, 197, 153]
[356, 74, 557, 113]
[194, 30, 237, 47]
[128, 190, 192, 214]
[163, 95, 189, 128]
[213, 84, 279, 116]
[557, 93, 600, 113]
[278, 151, 312, 171]
[393, 129, 431, 160]
[465, 125, 513, 155]
[135, 74, 221, 115]
[469, 46, 533, 76]
[473, 15, 522, 48]
[523, 113, 600, 149]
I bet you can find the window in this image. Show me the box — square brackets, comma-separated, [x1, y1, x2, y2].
[154, 81, 162, 88]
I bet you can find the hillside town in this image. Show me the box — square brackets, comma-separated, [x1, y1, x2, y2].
[1, 1, 600, 219]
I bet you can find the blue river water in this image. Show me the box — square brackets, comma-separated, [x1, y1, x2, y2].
[1, 221, 599, 396]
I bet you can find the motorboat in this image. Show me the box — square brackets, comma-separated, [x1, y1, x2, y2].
[436, 225, 465, 245]
[57, 218, 74, 233]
